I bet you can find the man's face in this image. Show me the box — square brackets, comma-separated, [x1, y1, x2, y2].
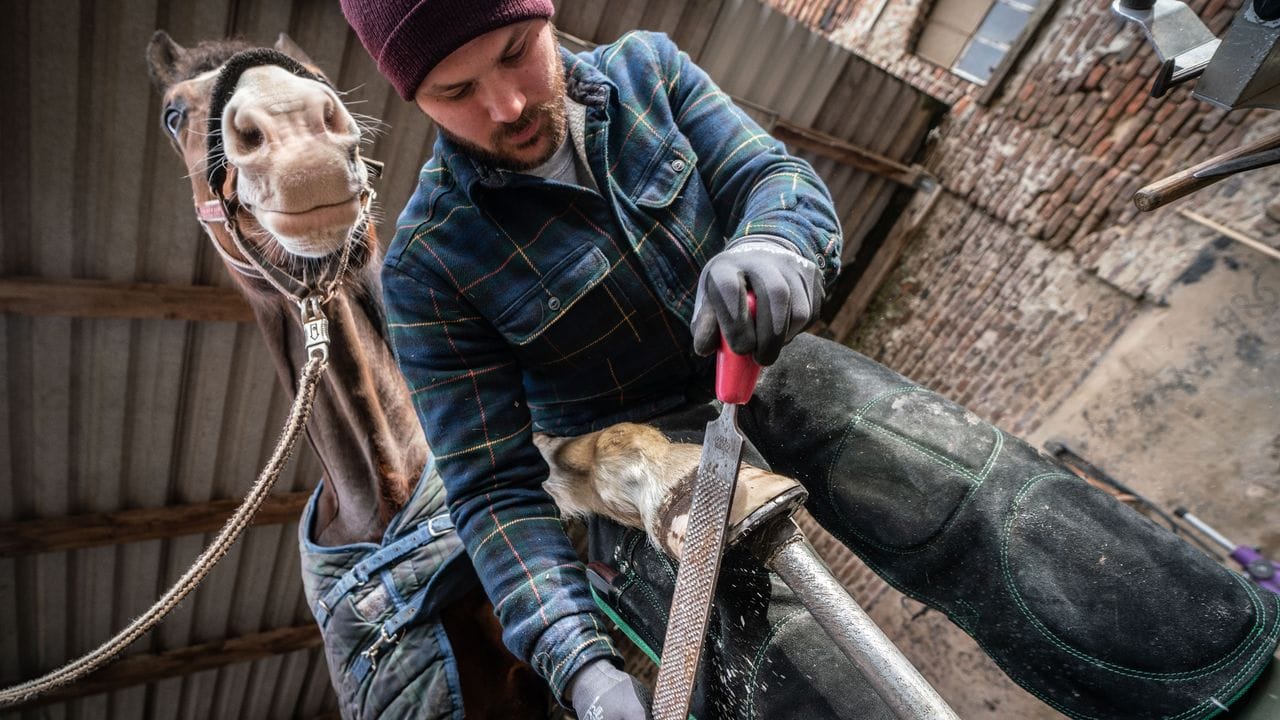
[415, 19, 566, 171]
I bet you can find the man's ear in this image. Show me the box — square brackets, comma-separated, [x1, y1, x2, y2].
[274, 33, 316, 67]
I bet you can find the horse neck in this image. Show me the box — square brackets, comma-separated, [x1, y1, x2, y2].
[231, 259, 428, 547]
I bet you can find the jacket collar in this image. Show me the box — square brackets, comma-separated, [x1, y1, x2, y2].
[438, 47, 614, 193]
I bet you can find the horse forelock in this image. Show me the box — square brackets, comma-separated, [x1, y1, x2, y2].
[169, 39, 257, 87]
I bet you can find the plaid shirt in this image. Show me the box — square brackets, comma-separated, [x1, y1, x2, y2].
[382, 31, 841, 702]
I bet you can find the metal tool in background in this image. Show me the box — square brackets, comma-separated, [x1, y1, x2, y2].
[1111, 0, 1221, 98]
[652, 294, 762, 720]
[1046, 440, 1231, 559]
[1175, 508, 1280, 596]
[1111, 0, 1280, 210]
[1112, 0, 1280, 108]
[1131, 129, 1280, 212]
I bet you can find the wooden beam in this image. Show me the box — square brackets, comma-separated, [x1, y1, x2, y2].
[0, 491, 312, 557]
[8, 624, 323, 709]
[1179, 208, 1280, 263]
[772, 120, 928, 188]
[0, 277, 253, 322]
[827, 183, 943, 343]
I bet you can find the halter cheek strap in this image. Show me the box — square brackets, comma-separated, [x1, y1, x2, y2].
[196, 200, 227, 223]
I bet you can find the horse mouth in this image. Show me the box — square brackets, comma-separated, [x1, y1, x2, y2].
[256, 195, 362, 247]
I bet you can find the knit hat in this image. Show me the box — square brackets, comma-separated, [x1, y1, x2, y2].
[341, 0, 555, 101]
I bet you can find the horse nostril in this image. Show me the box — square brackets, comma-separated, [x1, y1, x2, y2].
[323, 100, 337, 131]
[238, 126, 263, 153]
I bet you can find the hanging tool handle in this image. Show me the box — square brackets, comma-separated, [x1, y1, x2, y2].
[715, 292, 762, 405]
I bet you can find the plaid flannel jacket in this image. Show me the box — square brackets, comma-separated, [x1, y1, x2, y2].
[382, 31, 842, 702]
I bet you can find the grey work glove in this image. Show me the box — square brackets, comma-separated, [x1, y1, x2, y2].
[568, 658, 651, 720]
[691, 236, 825, 366]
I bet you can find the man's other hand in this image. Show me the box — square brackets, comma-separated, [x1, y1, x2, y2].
[567, 659, 652, 719]
[691, 236, 824, 365]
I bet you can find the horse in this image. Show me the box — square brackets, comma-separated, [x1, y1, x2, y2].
[145, 31, 549, 719]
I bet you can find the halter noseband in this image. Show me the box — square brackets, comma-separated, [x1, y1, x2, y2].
[205, 49, 324, 191]
[196, 48, 380, 357]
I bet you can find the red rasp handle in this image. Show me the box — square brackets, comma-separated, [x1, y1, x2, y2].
[715, 292, 761, 404]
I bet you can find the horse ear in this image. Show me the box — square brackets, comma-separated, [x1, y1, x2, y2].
[274, 33, 316, 67]
[146, 30, 185, 90]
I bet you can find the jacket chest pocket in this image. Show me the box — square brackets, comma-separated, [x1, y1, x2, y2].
[631, 126, 698, 209]
[492, 243, 610, 346]
[626, 128, 718, 267]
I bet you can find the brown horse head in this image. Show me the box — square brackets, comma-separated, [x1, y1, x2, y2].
[147, 30, 410, 544]
[146, 30, 372, 266]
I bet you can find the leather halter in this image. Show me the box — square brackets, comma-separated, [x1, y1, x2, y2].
[194, 48, 381, 319]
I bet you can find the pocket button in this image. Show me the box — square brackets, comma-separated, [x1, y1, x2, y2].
[670, 159, 686, 173]
[547, 296, 561, 311]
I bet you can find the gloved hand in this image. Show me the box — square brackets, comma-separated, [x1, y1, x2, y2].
[567, 658, 652, 719]
[691, 236, 825, 365]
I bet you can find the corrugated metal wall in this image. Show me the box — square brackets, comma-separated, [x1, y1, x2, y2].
[1, 1, 939, 717]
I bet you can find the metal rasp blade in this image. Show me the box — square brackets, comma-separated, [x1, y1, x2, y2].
[653, 293, 761, 720]
[651, 404, 745, 719]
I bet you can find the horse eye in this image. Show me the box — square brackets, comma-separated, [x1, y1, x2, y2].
[163, 107, 184, 138]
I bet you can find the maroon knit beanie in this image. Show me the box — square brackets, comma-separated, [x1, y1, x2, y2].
[341, 0, 555, 101]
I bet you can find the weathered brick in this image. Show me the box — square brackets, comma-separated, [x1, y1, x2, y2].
[1125, 86, 1153, 115]
[1092, 136, 1116, 160]
[1104, 76, 1146, 121]
[1084, 63, 1108, 91]
[779, 0, 1269, 440]
[1135, 123, 1159, 147]
[1126, 142, 1161, 174]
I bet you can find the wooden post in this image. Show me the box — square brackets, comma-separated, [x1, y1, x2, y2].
[1179, 208, 1280, 262]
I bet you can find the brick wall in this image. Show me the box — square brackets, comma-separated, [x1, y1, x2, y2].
[854, 192, 1139, 431]
[765, 0, 1278, 436]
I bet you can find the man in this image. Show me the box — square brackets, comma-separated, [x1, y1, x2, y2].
[340, 1, 1278, 718]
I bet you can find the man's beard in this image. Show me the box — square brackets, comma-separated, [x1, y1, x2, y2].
[441, 70, 569, 172]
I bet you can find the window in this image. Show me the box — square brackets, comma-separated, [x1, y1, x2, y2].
[916, 0, 1044, 85]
